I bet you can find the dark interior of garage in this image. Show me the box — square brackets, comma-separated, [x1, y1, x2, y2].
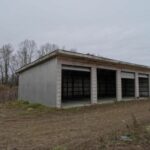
[139, 77, 149, 97]
[122, 79, 135, 97]
[97, 69, 116, 99]
[62, 70, 91, 103]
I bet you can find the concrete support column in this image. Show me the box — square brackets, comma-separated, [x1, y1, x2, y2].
[135, 72, 139, 98]
[56, 63, 62, 108]
[116, 70, 122, 101]
[91, 67, 98, 104]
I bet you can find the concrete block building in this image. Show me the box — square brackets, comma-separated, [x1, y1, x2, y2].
[17, 50, 150, 108]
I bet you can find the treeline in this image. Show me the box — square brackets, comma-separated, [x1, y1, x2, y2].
[0, 39, 76, 86]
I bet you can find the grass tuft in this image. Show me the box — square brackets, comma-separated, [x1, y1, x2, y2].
[5, 100, 55, 112]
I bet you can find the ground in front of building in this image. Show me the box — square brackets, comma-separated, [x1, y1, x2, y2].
[0, 100, 150, 150]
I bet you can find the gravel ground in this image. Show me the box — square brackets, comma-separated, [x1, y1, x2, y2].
[0, 100, 150, 150]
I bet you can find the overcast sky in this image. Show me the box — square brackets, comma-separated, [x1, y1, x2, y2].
[0, 0, 150, 65]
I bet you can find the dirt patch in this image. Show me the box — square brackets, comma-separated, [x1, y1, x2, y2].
[0, 100, 150, 150]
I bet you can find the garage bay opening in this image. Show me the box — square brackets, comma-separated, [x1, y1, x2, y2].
[62, 66, 91, 105]
[139, 74, 149, 97]
[121, 72, 135, 98]
[97, 69, 116, 101]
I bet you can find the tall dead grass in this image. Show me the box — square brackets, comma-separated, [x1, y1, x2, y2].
[0, 85, 17, 103]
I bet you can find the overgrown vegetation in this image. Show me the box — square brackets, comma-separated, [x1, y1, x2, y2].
[0, 85, 17, 103]
[5, 100, 54, 112]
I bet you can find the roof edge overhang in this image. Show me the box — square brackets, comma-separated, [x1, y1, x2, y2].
[16, 49, 150, 74]
[16, 50, 59, 73]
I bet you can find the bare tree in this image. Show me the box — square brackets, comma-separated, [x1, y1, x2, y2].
[0, 63, 4, 84]
[18, 39, 37, 66]
[38, 43, 59, 58]
[0, 44, 13, 84]
[9, 54, 20, 85]
[0, 40, 66, 85]
[0, 49, 3, 84]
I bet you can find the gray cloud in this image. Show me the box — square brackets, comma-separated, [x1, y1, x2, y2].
[0, 0, 150, 65]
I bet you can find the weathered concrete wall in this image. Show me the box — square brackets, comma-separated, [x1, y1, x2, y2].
[91, 67, 97, 104]
[18, 55, 150, 108]
[135, 72, 139, 98]
[18, 58, 57, 107]
[116, 70, 122, 101]
[56, 62, 62, 108]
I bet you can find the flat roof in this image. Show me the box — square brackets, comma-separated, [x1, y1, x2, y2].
[17, 49, 150, 73]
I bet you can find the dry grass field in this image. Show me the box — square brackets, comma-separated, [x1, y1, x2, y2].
[0, 85, 17, 103]
[0, 100, 150, 150]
